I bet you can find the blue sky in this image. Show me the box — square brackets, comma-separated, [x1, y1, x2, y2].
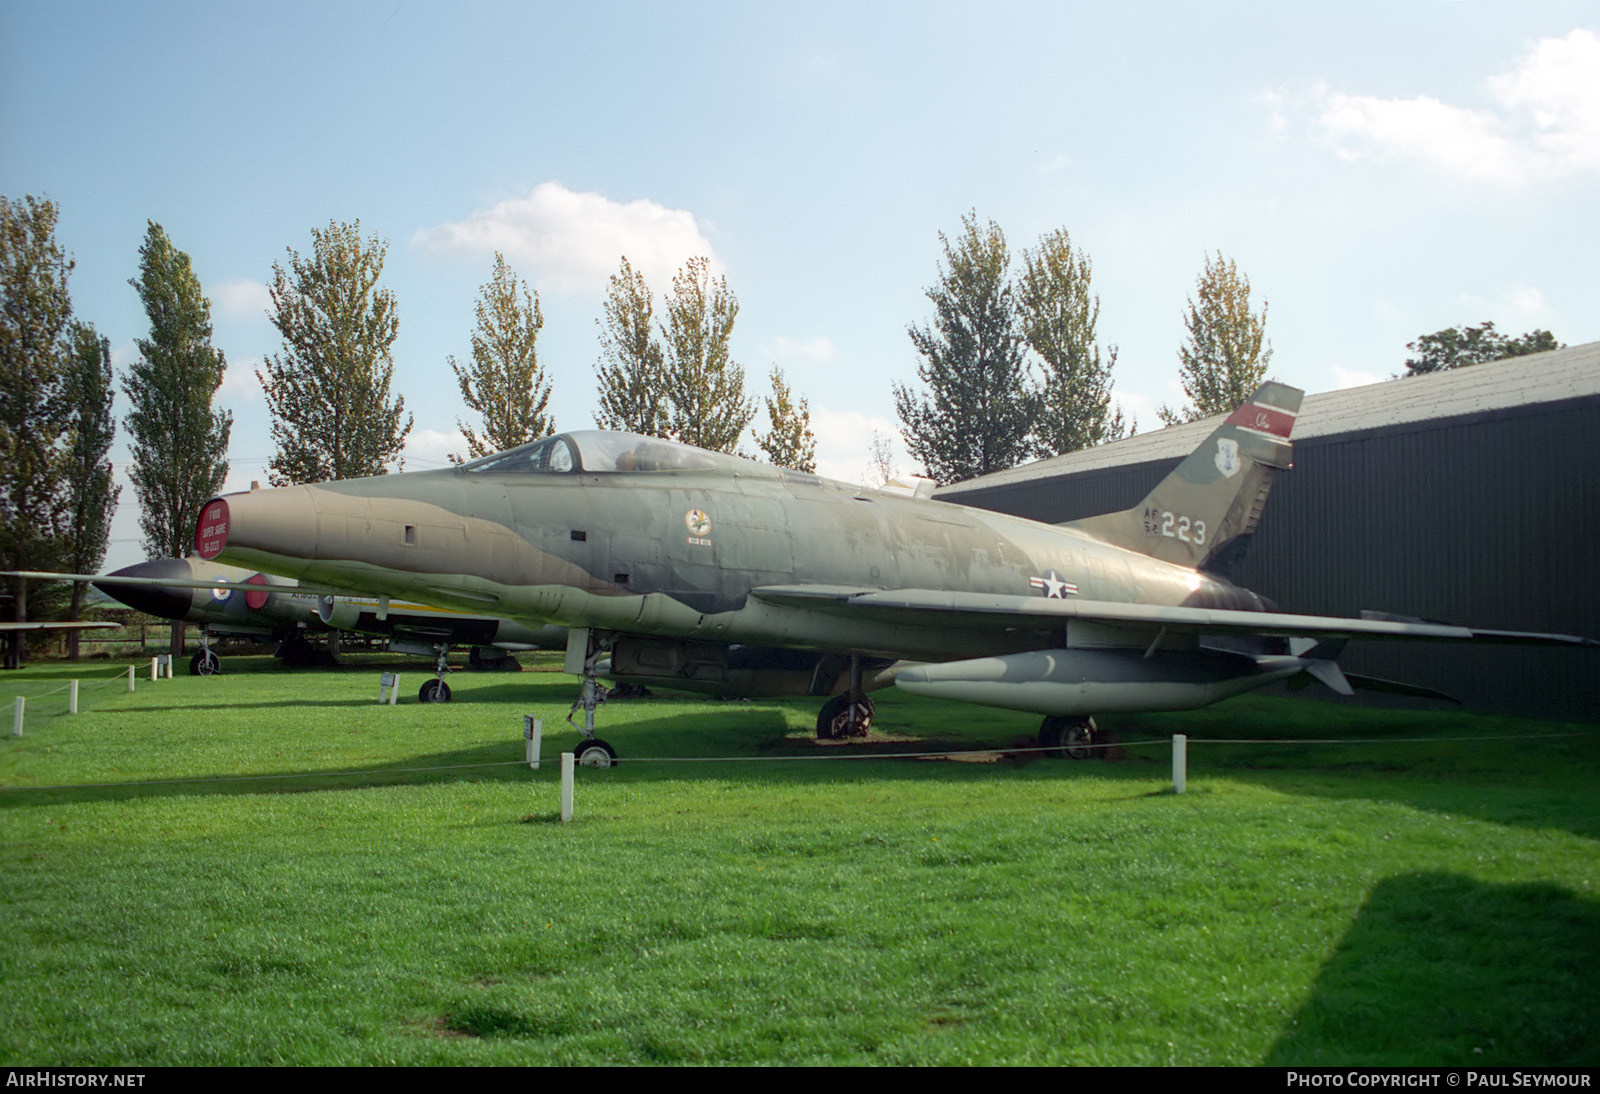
[4, 2, 1597, 570]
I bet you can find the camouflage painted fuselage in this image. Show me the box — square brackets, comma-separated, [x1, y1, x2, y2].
[202, 439, 1270, 665]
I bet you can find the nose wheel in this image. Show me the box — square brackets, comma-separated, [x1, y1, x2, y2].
[566, 631, 620, 766]
[573, 738, 618, 768]
[418, 642, 454, 703]
[190, 647, 222, 676]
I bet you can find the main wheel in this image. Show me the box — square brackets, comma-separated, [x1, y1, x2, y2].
[189, 649, 221, 676]
[817, 694, 874, 739]
[573, 738, 618, 768]
[418, 678, 452, 703]
[1039, 715, 1096, 760]
[277, 635, 317, 667]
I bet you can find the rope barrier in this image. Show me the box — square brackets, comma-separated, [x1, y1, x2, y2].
[0, 729, 1587, 794]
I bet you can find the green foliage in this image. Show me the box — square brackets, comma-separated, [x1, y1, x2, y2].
[660, 257, 754, 453]
[1018, 228, 1128, 454]
[450, 253, 553, 461]
[1402, 321, 1561, 376]
[260, 221, 412, 484]
[1159, 252, 1273, 425]
[61, 323, 119, 649]
[594, 257, 666, 436]
[123, 222, 230, 559]
[0, 195, 75, 613]
[894, 212, 1035, 484]
[752, 365, 816, 473]
[594, 256, 754, 454]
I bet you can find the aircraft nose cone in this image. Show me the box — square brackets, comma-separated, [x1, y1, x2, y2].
[195, 487, 321, 569]
[95, 559, 195, 620]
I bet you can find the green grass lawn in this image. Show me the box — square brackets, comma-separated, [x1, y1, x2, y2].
[2, 654, 1596, 1065]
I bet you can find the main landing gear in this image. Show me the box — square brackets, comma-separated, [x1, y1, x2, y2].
[817, 694, 874, 739]
[1038, 715, 1099, 760]
[816, 654, 874, 740]
[566, 632, 618, 767]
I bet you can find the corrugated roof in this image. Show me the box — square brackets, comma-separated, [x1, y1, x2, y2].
[937, 340, 1600, 497]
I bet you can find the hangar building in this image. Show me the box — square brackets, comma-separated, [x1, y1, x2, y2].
[935, 342, 1600, 721]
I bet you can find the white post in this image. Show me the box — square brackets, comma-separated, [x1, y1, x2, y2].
[12, 696, 22, 738]
[389, 673, 399, 706]
[525, 716, 542, 770]
[69, 679, 78, 715]
[560, 752, 574, 822]
[1173, 734, 1187, 794]
[127, 665, 135, 693]
[164, 654, 173, 680]
[379, 672, 393, 704]
[150, 656, 159, 681]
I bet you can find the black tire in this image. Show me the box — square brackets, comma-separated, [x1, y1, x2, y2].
[418, 679, 452, 703]
[277, 635, 317, 667]
[1039, 715, 1096, 760]
[189, 649, 221, 676]
[817, 694, 874, 740]
[573, 738, 618, 768]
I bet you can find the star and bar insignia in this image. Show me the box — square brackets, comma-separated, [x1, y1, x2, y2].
[1029, 570, 1079, 598]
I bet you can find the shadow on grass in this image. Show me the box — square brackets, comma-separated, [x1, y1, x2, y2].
[1100, 699, 1600, 840]
[0, 705, 1077, 808]
[1264, 872, 1600, 1066]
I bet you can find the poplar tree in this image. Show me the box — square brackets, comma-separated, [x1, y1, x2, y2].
[1019, 228, 1127, 454]
[1, 196, 75, 660]
[594, 257, 666, 436]
[124, 221, 231, 559]
[753, 365, 817, 473]
[1159, 252, 1273, 425]
[451, 252, 553, 460]
[62, 322, 119, 658]
[260, 220, 411, 484]
[893, 212, 1035, 484]
[660, 256, 753, 453]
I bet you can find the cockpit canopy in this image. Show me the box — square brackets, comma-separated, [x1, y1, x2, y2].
[460, 430, 776, 477]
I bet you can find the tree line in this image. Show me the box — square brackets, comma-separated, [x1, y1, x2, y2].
[2, 193, 1569, 654]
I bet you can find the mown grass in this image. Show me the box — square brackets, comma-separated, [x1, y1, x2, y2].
[2, 655, 1596, 1066]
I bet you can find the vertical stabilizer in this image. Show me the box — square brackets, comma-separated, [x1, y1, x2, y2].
[1066, 381, 1302, 570]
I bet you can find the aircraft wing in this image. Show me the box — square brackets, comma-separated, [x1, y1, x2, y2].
[2, 570, 344, 598]
[0, 621, 118, 632]
[750, 585, 1600, 648]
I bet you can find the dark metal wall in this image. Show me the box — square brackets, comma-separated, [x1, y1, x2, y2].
[941, 395, 1600, 721]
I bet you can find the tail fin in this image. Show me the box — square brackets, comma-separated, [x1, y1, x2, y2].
[1066, 381, 1302, 570]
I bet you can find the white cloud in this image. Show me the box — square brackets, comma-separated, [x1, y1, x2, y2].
[1329, 365, 1386, 390]
[1309, 29, 1600, 183]
[809, 405, 905, 485]
[219, 357, 264, 402]
[760, 335, 836, 364]
[403, 426, 469, 469]
[213, 278, 273, 321]
[412, 181, 720, 295]
[1458, 283, 1554, 329]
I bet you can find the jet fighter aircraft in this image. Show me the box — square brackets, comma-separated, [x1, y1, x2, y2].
[90, 557, 565, 698]
[183, 381, 1593, 765]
